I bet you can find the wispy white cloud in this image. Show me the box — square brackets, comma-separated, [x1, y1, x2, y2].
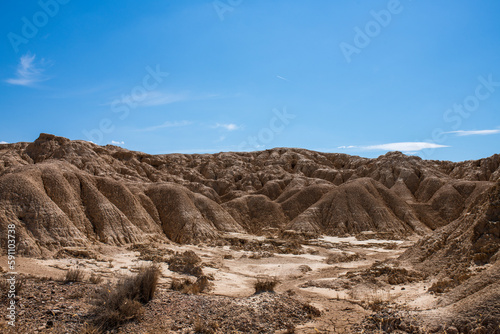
[213, 123, 240, 131]
[443, 129, 500, 136]
[0, 141, 8, 144]
[137, 120, 192, 132]
[363, 142, 449, 151]
[5, 54, 50, 86]
[110, 140, 125, 145]
[337, 142, 449, 152]
[161, 147, 227, 154]
[276, 75, 290, 82]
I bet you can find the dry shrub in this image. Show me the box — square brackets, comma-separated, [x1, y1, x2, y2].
[226, 236, 304, 255]
[298, 265, 312, 273]
[326, 251, 362, 264]
[170, 276, 211, 294]
[356, 290, 399, 312]
[168, 251, 204, 277]
[193, 317, 219, 334]
[79, 323, 101, 334]
[254, 277, 280, 294]
[65, 268, 85, 283]
[249, 251, 273, 259]
[284, 324, 296, 333]
[91, 263, 160, 330]
[89, 273, 103, 284]
[350, 262, 426, 285]
[302, 302, 321, 318]
[428, 278, 455, 294]
[0, 276, 24, 294]
[55, 247, 97, 259]
[367, 296, 386, 312]
[128, 243, 173, 262]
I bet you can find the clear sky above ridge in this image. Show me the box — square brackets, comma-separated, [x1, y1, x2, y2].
[1, 0, 499, 162]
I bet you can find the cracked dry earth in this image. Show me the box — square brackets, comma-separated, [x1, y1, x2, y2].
[0, 233, 438, 333]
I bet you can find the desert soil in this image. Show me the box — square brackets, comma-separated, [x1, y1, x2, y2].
[0, 233, 442, 333]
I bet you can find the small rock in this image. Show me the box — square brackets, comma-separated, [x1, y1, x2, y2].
[446, 326, 459, 334]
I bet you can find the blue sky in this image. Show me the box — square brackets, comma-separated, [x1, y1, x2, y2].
[1, 0, 499, 161]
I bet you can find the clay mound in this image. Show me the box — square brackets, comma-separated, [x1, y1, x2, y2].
[287, 178, 430, 237]
[401, 180, 500, 272]
[0, 160, 244, 256]
[401, 181, 500, 330]
[1, 134, 499, 256]
[279, 183, 335, 221]
[222, 195, 287, 234]
[146, 184, 244, 243]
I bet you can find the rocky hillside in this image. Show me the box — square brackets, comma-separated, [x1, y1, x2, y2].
[400, 180, 500, 331]
[0, 134, 499, 257]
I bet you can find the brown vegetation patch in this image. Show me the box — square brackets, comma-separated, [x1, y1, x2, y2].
[64, 268, 85, 283]
[254, 277, 280, 294]
[55, 247, 98, 259]
[89, 263, 160, 331]
[170, 275, 212, 294]
[128, 243, 174, 262]
[225, 236, 304, 255]
[325, 251, 364, 264]
[345, 262, 427, 285]
[168, 250, 204, 277]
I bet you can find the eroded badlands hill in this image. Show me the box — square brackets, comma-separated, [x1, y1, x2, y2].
[0, 133, 499, 257]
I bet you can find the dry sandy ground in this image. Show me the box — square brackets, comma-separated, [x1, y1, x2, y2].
[0, 233, 442, 333]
